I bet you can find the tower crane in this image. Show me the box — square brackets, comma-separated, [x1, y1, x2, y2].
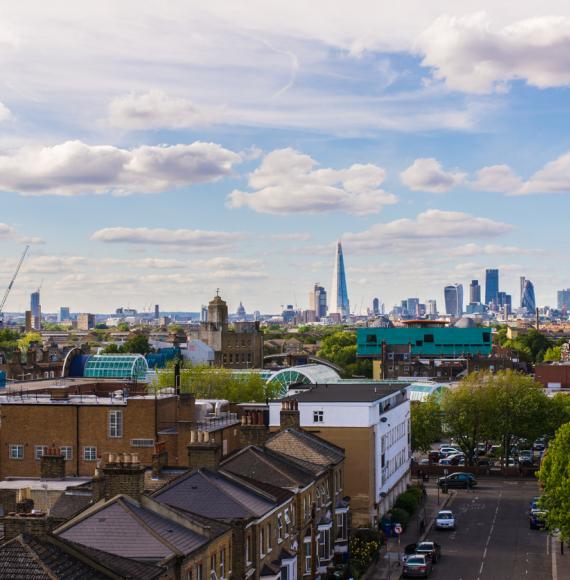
[0, 245, 30, 327]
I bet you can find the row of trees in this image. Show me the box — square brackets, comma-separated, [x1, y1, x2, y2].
[152, 362, 282, 403]
[495, 326, 563, 364]
[317, 331, 372, 378]
[411, 371, 570, 464]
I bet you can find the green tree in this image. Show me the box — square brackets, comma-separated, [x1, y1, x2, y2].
[17, 332, 43, 351]
[102, 343, 121, 354]
[317, 331, 372, 377]
[547, 393, 570, 435]
[543, 346, 561, 362]
[122, 334, 152, 355]
[538, 423, 570, 542]
[410, 396, 442, 453]
[116, 322, 130, 332]
[0, 328, 20, 350]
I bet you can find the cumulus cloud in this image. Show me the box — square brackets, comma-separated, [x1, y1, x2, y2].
[108, 90, 224, 130]
[452, 243, 542, 256]
[192, 257, 263, 270]
[91, 227, 246, 249]
[0, 223, 43, 245]
[270, 232, 312, 241]
[0, 140, 241, 196]
[470, 164, 523, 193]
[344, 209, 513, 251]
[416, 13, 570, 94]
[517, 151, 570, 195]
[400, 158, 466, 192]
[227, 148, 397, 215]
[0, 223, 17, 240]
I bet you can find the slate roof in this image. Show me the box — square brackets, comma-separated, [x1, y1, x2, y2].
[0, 533, 163, 579]
[220, 445, 316, 489]
[50, 490, 94, 521]
[265, 428, 344, 470]
[144, 467, 188, 494]
[282, 382, 407, 402]
[152, 468, 283, 520]
[57, 495, 210, 562]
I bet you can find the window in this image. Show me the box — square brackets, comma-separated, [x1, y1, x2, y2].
[60, 446, 73, 461]
[336, 511, 348, 541]
[108, 410, 123, 438]
[284, 509, 291, 536]
[318, 526, 331, 561]
[313, 410, 324, 423]
[10, 445, 23, 460]
[366, 334, 377, 344]
[424, 334, 434, 343]
[210, 554, 217, 579]
[196, 564, 203, 580]
[185, 570, 193, 580]
[316, 487, 321, 507]
[220, 548, 225, 578]
[281, 565, 289, 580]
[245, 535, 251, 564]
[277, 513, 284, 542]
[34, 445, 47, 460]
[83, 446, 97, 461]
[130, 439, 154, 447]
[260, 527, 265, 558]
[304, 539, 312, 575]
[267, 523, 272, 553]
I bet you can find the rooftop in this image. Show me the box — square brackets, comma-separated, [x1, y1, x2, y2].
[281, 382, 409, 403]
[0, 393, 175, 406]
[0, 478, 93, 491]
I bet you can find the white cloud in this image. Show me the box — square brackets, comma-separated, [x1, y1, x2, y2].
[452, 243, 542, 256]
[270, 232, 312, 241]
[91, 227, 246, 249]
[344, 209, 513, 251]
[0, 140, 241, 196]
[400, 158, 466, 192]
[0, 223, 43, 245]
[192, 257, 263, 270]
[22, 256, 87, 274]
[0, 223, 17, 240]
[227, 148, 397, 215]
[108, 90, 224, 130]
[470, 164, 523, 193]
[517, 151, 570, 195]
[416, 13, 570, 94]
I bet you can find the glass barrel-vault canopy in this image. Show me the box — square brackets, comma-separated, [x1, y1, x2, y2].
[83, 354, 148, 380]
[267, 364, 341, 397]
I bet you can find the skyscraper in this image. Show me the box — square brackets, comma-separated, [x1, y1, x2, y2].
[330, 241, 350, 318]
[309, 284, 327, 319]
[485, 269, 499, 306]
[372, 297, 380, 316]
[406, 298, 420, 317]
[59, 306, 70, 323]
[426, 299, 438, 317]
[154, 304, 160, 319]
[30, 290, 41, 330]
[444, 284, 463, 318]
[469, 280, 481, 304]
[558, 289, 570, 310]
[520, 277, 536, 313]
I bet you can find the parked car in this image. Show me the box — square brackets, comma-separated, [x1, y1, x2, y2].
[402, 554, 432, 578]
[428, 451, 442, 463]
[476, 458, 491, 467]
[438, 472, 477, 489]
[435, 510, 456, 530]
[439, 453, 465, 466]
[529, 510, 547, 530]
[414, 541, 441, 563]
[439, 446, 461, 456]
[530, 496, 541, 511]
[419, 458, 430, 466]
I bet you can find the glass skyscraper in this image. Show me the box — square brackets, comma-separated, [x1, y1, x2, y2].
[520, 277, 536, 313]
[330, 241, 350, 318]
[469, 279, 481, 304]
[444, 283, 463, 317]
[485, 269, 499, 306]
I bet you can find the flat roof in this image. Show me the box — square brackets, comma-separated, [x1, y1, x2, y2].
[281, 382, 408, 403]
[0, 393, 175, 406]
[0, 478, 92, 491]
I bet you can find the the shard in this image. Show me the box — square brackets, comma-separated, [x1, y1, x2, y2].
[330, 240, 350, 318]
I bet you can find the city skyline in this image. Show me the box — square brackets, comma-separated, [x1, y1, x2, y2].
[1, 4, 570, 312]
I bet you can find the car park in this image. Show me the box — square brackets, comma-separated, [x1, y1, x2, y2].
[402, 554, 432, 578]
[439, 453, 465, 466]
[438, 472, 477, 489]
[435, 510, 456, 530]
[414, 541, 441, 563]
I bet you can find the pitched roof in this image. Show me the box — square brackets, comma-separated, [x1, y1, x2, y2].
[265, 428, 344, 470]
[220, 445, 316, 489]
[56, 495, 210, 562]
[50, 490, 94, 521]
[0, 533, 163, 579]
[152, 468, 284, 520]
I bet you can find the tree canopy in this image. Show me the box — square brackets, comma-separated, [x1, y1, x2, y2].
[410, 396, 442, 453]
[317, 331, 372, 377]
[103, 334, 152, 355]
[17, 332, 43, 351]
[538, 423, 570, 543]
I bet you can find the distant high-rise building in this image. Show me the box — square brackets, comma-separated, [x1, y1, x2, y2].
[426, 299, 438, 316]
[497, 292, 512, 315]
[330, 241, 350, 318]
[154, 304, 160, 319]
[520, 277, 536, 313]
[372, 298, 380, 316]
[558, 289, 570, 310]
[406, 298, 420, 317]
[309, 284, 327, 319]
[444, 284, 463, 318]
[30, 290, 41, 330]
[77, 313, 95, 331]
[485, 269, 499, 306]
[59, 306, 70, 323]
[469, 280, 481, 304]
[200, 305, 208, 322]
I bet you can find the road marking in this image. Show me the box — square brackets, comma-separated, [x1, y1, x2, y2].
[551, 535, 558, 580]
[476, 490, 502, 580]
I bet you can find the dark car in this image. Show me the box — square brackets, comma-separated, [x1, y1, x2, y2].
[476, 458, 491, 467]
[414, 541, 442, 563]
[438, 472, 477, 489]
[402, 554, 432, 578]
[428, 451, 442, 463]
[529, 510, 547, 530]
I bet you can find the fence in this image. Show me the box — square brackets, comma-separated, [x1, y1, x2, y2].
[411, 463, 538, 479]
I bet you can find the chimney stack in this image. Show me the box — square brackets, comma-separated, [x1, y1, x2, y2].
[280, 399, 301, 430]
[40, 447, 66, 480]
[151, 441, 168, 479]
[101, 452, 145, 501]
[187, 430, 222, 470]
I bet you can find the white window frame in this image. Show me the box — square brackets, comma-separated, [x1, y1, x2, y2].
[267, 522, 272, 553]
[220, 548, 225, 579]
[60, 446, 73, 461]
[335, 510, 348, 542]
[260, 527, 265, 559]
[10, 444, 24, 460]
[108, 410, 123, 438]
[313, 410, 324, 423]
[245, 534, 251, 565]
[304, 537, 312, 575]
[317, 524, 332, 561]
[196, 564, 203, 580]
[284, 508, 291, 536]
[34, 445, 47, 460]
[277, 513, 284, 543]
[83, 446, 97, 461]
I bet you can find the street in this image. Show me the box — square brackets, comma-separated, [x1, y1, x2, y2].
[410, 479, 551, 580]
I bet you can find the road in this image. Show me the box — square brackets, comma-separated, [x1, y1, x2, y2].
[418, 479, 550, 580]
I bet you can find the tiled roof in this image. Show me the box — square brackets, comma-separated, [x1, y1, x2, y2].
[57, 495, 209, 562]
[265, 429, 344, 470]
[220, 446, 315, 489]
[50, 491, 94, 521]
[0, 533, 163, 579]
[153, 468, 281, 520]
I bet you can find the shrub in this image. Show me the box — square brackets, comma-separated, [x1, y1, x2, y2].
[406, 485, 424, 503]
[394, 491, 419, 516]
[350, 533, 382, 578]
[388, 507, 410, 529]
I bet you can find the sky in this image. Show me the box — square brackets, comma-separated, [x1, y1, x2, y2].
[1, 1, 570, 314]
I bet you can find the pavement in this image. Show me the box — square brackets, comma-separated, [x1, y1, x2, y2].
[363, 478, 563, 580]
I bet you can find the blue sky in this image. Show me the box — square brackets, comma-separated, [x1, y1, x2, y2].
[1, 2, 570, 314]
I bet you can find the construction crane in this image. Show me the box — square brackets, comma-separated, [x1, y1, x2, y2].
[0, 245, 30, 327]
